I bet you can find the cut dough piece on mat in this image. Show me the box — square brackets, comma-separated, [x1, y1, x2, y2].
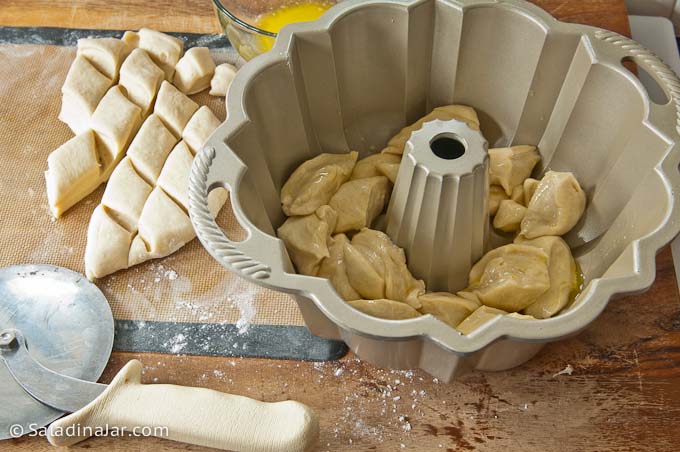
[173, 47, 216, 95]
[138, 28, 184, 80]
[59, 56, 113, 134]
[77, 37, 130, 81]
[45, 131, 101, 218]
[101, 157, 153, 232]
[182, 106, 221, 153]
[122, 31, 139, 50]
[85, 206, 135, 280]
[90, 85, 143, 168]
[210, 63, 237, 97]
[155, 80, 199, 138]
[127, 114, 178, 184]
[119, 48, 165, 116]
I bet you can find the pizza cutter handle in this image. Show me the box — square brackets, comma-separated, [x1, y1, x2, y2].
[46, 360, 319, 452]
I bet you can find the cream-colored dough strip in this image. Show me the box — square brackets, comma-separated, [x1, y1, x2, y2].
[46, 360, 319, 452]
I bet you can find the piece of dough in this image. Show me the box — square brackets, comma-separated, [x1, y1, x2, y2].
[45, 131, 101, 218]
[59, 56, 113, 134]
[318, 234, 361, 301]
[136, 187, 196, 258]
[127, 114, 178, 184]
[210, 63, 238, 97]
[457, 306, 508, 335]
[489, 145, 541, 195]
[121, 31, 139, 50]
[85, 205, 134, 280]
[119, 48, 165, 116]
[281, 152, 358, 216]
[348, 299, 421, 321]
[469, 244, 550, 312]
[77, 37, 129, 80]
[493, 200, 527, 233]
[154, 80, 199, 138]
[329, 176, 390, 233]
[343, 242, 385, 300]
[138, 28, 184, 80]
[376, 161, 400, 184]
[350, 229, 425, 309]
[523, 178, 539, 206]
[90, 86, 143, 168]
[351, 153, 401, 180]
[506, 313, 537, 321]
[182, 106, 221, 154]
[173, 47, 216, 95]
[510, 185, 524, 205]
[277, 205, 337, 276]
[520, 171, 586, 239]
[418, 292, 481, 328]
[515, 235, 577, 319]
[489, 185, 509, 216]
[156, 141, 196, 210]
[101, 157, 154, 232]
[382, 105, 480, 156]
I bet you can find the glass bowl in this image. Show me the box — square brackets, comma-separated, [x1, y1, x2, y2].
[213, 0, 338, 60]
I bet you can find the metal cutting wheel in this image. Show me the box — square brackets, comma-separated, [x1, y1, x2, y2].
[0, 265, 113, 439]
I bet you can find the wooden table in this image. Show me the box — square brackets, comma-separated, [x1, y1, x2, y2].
[3, 1, 680, 451]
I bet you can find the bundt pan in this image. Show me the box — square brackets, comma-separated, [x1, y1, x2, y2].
[189, 0, 680, 381]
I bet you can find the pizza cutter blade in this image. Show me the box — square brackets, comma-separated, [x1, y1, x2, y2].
[0, 264, 113, 440]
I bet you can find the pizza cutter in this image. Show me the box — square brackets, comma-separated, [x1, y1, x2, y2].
[0, 265, 318, 452]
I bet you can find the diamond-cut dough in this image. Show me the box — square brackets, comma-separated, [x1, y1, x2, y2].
[210, 63, 237, 97]
[523, 178, 540, 206]
[318, 234, 361, 301]
[45, 131, 101, 218]
[329, 176, 390, 233]
[489, 145, 541, 195]
[348, 299, 421, 321]
[157, 141, 196, 210]
[136, 187, 196, 257]
[382, 105, 480, 156]
[173, 47, 216, 95]
[281, 152, 358, 216]
[139, 28, 184, 80]
[77, 37, 129, 81]
[154, 81, 199, 138]
[182, 106, 221, 154]
[516, 235, 577, 319]
[493, 200, 527, 232]
[121, 31, 139, 50]
[101, 157, 153, 232]
[456, 306, 508, 335]
[489, 185, 509, 216]
[520, 171, 586, 239]
[59, 56, 113, 134]
[85, 206, 135, 280]
[127, 114, 178, 184]
[351, 153, 401, 180]
[119, 48, 165, 115]
[417, 292, 481, 328]
[90, 85, 143, 167]
[276, 205, 337, 276]
[343, 242, 385, 300]
[469, 244, 550, 312]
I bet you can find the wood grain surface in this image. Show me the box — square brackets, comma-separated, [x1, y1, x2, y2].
[4, 1, 679, 452]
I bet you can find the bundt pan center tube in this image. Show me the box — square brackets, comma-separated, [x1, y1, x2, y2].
[189, 0, 680, 381]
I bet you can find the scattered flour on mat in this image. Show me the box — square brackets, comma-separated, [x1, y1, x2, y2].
[228, 285, 257, 334]
[166, 333, 187, 354]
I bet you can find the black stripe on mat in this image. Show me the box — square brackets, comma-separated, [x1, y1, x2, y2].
[0, 26, 231, 49]
[114, 320, 348, 361]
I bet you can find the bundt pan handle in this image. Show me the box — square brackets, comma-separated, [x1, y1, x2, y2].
[594, 29, 680, 138]
[188, 141, 285, 284]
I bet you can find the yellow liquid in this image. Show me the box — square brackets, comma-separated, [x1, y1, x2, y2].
[255, 2, 334, 51]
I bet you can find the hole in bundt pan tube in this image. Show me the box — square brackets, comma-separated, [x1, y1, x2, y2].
[622, 57, 671, 105]
[430, 134, 466, 160]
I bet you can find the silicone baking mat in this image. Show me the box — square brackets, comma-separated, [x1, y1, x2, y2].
[0, 26, 347, 361]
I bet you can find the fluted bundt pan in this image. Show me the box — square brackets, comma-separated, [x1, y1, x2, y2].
[189, 0, 680, 381]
